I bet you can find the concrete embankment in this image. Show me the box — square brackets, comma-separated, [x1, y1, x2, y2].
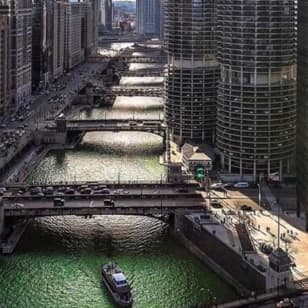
[173, 214, 267, 297]
[174, 225, 249, 297]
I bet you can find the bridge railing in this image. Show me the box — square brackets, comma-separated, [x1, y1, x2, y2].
[2, 179, 197, 188]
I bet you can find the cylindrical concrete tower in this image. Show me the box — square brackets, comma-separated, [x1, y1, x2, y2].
[164, 0, 219, 145]
[216, 0, 297, 179]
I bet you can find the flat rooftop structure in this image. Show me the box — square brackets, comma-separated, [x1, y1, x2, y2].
[119, 77, 164, 87]
[131, 51, 162, 57]
[129, 63, 165, 71]
[113, 96, 163, 109]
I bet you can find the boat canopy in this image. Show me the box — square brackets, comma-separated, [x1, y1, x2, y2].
[112, 273, 127, 285]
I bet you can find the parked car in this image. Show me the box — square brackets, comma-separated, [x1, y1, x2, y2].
[241, 205, 253, 211]
[210, 200, 223, 208]
[233, 182, 249, 188]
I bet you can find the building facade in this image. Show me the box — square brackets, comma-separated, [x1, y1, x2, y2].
[297, 0, 308, 230]
[32, 0, 53, 90]
[64, 1, 85, 70]
[5, 0, 32, 110]
[52, 0, 65, 80]
[0, 13, 9, 116]
[99, 0, 112, 32]
[136, 0, 161, 36]
[164, 0, 219, 145]
[216, 0, 297, 179]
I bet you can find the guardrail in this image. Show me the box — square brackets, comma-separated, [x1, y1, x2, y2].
[4, 192, 203, 201]
[4, 205, 205, 218]
[1, 180, 197, 188]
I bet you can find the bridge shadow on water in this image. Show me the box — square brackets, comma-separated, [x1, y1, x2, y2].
[14, 215, 170, 256]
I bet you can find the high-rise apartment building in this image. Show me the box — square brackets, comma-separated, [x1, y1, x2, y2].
[136, 0, 161, 37]
[164, 0, 219, 145]
[216, 0, 297, 180]
[0, 13, 9, 116]
[297, 0, 308, 230]
[99, 0, 112, 32]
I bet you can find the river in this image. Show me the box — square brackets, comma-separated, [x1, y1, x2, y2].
[0, 60, 237, 307]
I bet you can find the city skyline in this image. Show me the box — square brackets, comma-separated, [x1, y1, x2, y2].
[0, 1, 308, 306]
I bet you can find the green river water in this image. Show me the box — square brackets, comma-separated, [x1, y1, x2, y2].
[0, 76, 237, 307]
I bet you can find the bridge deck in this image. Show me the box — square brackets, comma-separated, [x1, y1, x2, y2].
[4, 198, 206, 217]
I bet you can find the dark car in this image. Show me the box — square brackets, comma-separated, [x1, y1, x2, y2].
[210, 200, 223, 208]
[241, 205, 253, 211]
[80, 188, 92, 195]
[103, 199, 115, 207]
[176, 188, 189, 193]
[54, 198, 65, 207]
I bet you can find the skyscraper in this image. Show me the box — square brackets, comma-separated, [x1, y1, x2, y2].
[297, 0, 308, 230]
[100, 0, 112, 32]
[164, 0, 219, 144]
[136, 0, 161, 37]
[216, 0, 297, 180]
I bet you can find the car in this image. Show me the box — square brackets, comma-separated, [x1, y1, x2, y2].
[78, 185, 89, 191]
[114, 188, 124, 194]
[176, 188, 189, 193]
[233, 182, 249, 188]
[241, 205, 253, 211]
[210, 200, 223, 208]
[102, 188, 110, 194]
[222, 183, 233, 189]
[44, 187, 54, 195]
[13, 203, 24, 208]
[65, 189, 75, 195]
[210, 183, 225, 191]
[103, 199, 115, 207]
[93, 190, 104, 195]
[30, 187, 42, 195]
[80, 188, 92, 195]
[54, 198, 65, 207]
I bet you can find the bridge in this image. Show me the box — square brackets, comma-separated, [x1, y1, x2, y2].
[64, 119, 166, 142]
[0, 182, 206, 253]
[107, 87, 163, 97]
[88, 55, 166, 64]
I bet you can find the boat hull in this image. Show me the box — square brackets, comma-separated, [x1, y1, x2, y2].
[102, 275, 132, 307]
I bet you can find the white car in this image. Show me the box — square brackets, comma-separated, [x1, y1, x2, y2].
[210, 183, 223, 189]
[13, 203, 24, 208]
